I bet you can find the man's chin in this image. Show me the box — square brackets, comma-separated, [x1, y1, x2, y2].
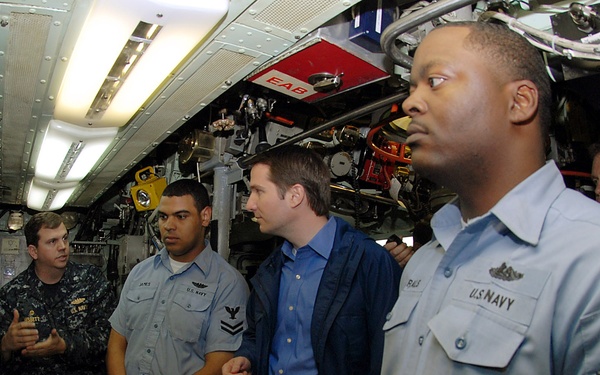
[166, 246, 180, 255]
[410, 158, 431, 177]
[167, 247, 195, 259]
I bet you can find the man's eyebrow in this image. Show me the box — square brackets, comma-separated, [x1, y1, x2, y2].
[408, 62, 429, 87]
[46, 233, 66, 242]
[158, 209, 192, 216]
[413, 58, 449, 83]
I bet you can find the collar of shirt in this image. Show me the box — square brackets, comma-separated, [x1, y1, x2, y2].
[26, 261, 71, 298]
[432, 161, 566, 250]
[155, 239, 214, 276]
[281, 216, 336, 261]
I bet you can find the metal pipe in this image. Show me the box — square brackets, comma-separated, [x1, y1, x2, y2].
[481, 11, 600, 59]
[380, 0, 479, 68]
[239, 91, 408, 168]
[213, 166, 232, 260]
[330, 184, 399, 206]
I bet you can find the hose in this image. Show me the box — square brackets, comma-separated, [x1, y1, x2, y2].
[380, 0, 480, 68]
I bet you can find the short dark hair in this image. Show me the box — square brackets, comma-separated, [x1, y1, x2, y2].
[251, 145, 331, 216]
[436, 21, 552, 136]
[162, 179, 210, 215]
[589, 142, 600, 160]
[24, 212, 64, 247]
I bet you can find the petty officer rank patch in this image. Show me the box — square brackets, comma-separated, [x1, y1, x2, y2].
[221, 306, 243, 335]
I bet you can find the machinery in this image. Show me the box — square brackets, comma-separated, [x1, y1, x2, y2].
[0, 0, 598, 285]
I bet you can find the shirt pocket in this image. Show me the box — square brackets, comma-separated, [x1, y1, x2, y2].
[383, 290, 422, 332]
[429, 264, 549, 368]
[169, 290, 214, 342]
[429, 304, 526, 368]
[125, 287, 157, 329]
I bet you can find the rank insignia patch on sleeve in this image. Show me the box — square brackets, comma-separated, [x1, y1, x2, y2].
[221, 305, 243, 335]
[221, 320, 243, 335]
[225, 305, 240, 319]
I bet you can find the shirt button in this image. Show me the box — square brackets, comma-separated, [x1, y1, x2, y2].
[386, 312, 392, 320]
[287, 338, 292, 343]
[288, 305, 294, 311]
[154, 324, 158, 328]
[295, 274, 301, 280]
[418, 336, 424, 345]
[161, 300, 166, 304]
[278, 370, 284, 374]
[455, 337, 466, 349]
[444, 267, 453, 278]
[146, 349, 151, 353]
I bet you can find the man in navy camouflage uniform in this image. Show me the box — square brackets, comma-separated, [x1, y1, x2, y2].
[0, 211, 116, 374]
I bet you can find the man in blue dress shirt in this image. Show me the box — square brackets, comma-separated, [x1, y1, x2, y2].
[222, 145, 401, 375]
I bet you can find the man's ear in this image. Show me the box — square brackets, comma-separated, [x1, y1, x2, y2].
[200, 206, 212, 227]
[288, 184, 305, 209]
[508, 80, 539, 124]
[28, 244, 39, 260]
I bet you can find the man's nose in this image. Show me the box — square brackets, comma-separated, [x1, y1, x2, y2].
[401, 89, 426, 117]
[246, 193, 256, 211]
[162, 216, 175, 230]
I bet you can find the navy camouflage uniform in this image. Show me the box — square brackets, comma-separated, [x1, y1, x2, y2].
[0, 261, 116, 374]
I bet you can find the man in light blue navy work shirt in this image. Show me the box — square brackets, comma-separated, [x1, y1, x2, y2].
[382, 21, 600, 375]
[107, 179, 249, 375]
[222, 145, 401, 375]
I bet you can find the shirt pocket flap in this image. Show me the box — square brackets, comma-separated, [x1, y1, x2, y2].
[383, 291, 421, 331]
[173, 291, 212, 312]
[429, 304, 525, 368]
[126, 287, 156, 302]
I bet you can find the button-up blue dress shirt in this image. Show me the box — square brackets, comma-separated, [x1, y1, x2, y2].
[269, 217, 336, 375]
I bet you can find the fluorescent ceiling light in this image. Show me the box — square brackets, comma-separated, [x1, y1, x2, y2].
[27, 178, 78, 211]
[35, 119, 117, 182]
[54, 0, 229, 128]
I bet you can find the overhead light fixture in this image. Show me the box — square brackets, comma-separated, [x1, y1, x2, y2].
[53, 0, 229, 128]
[27, 0, 228, 211]
[35, 119, 117, 182]
[27, 178, 78, 211]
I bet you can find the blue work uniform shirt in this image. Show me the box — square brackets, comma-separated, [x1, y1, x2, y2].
[109, 241, 249, 375]
[382, 161, 600, 374]
[269, 216, 336, 375]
